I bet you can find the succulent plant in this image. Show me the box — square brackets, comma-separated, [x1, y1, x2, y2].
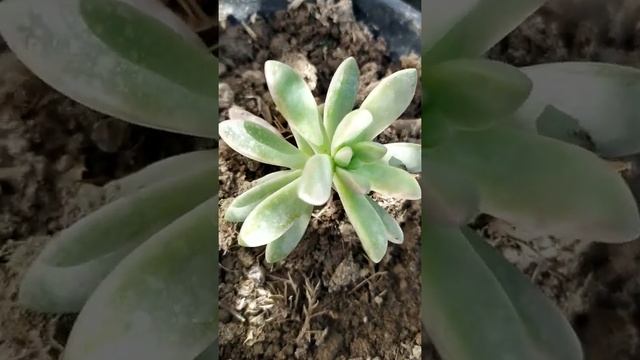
[0, 0, 218, 359]
[220, 58, 420, 263]
[423, 0, 640, 359]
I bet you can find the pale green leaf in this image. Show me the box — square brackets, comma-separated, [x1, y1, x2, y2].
[331, 109, 373, 154]
[298, 154, 333, 206]
[219, 120, 307, 168]
[334, 146, 354, 168]
[518, 62, 640, 156]
[360, 69, 418, 140]
[228, 106, 280, 135]
[265, 60, 324, 146]
[324, 57, 359, 138]
[239, 180, 313, 247]
[382, 143, 421, 173]
[64, 199, 217, 360]
[104, 150, 216, 200]
[367, 198, 403, 244]
[335, 168, 371, 194]
[225, 170, 301, 222]
[0, 0, 216, 138]
[424, 59, 532, 129]
[265, 211, 312, 263]
[424, 127, 640, 242]
[350, 163, 421, 200]
[535, 105, 593, 150]
[424, 0, 546, 64]
[19, 165, 216, 313]
[351, 141, 387, 163]
[423, 159, 479, 226]
[422, 224, 582, 360]
[334, 173, 388, 262]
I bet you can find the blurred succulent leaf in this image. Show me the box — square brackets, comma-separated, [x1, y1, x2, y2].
[367, 198, 404, 244]
[64, 199, 217, 360]
[424, 127, 640, 242]
[105, 150, 216, 200]
[265, 211, 312, 263]
[324, 57, 359, 138]
[425, 59, 532, 129]
[535, 105, 593, 150]
[350, 163, 421, 200]
[334, 173, 388, 262]
[382, 143, 421, 173]
[331, 109, 373, 154]
[423, 159, 479, 226]
[422, 224, 582, 360]
[351, 141, 387, 163]
[0, 0, 216, 138]
[298, 154, 333, 205]
[424, 0, 545, 64]
[239, 180, 313, 247]
[219, 120, 307, 168]
[195, 341, 218, 360]
[360, 69, 418, 140]
[265, 60, 324, 146]
[518, 62, 640, 157]
[423, 108, 452, 148]
[19, 164, 216, 313]
[225, 170, 301, 222]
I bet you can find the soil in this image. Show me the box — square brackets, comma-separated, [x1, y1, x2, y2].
[217, 1, 422, 359]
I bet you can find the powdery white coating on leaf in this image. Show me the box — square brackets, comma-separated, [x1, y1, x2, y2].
[0, 0, 215, 138]
[360, 69, 417, 140]
[298, 154, 333, 206]
[239, 180, 313, 247]
[219, 119, 306, 168]
[323, 57, 359, 138]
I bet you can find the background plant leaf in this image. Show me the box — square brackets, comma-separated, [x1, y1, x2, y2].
[64, 199, 217, 360]
[423, 0, 546, 64]
[19, 165, 216, 312]
[422, 224, 582, 360]
[0, 0, 217, 138]
[424, 127, 640, 242]
[518, 62, 640, 157]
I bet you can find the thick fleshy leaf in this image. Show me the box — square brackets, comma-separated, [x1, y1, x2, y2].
[518, 62, 640, 157]
[219, 120, 307, 168]
[265, 60, 324, 146]
[265, 211, 312, 263]
[360, 69, 418, 140]
[424, 59, 532, 129]
[19, 165, 216, 313]
[350, 163, 421, 200]
[334, 173, 388, 262]
[64, 198, 217, 360]
[423, 108, 452, 148]
[334, 146, 354, 168]
[331, 109, 373, 154]
[298, 154, 333, 206]
[228, 106, 280, 135]
[324, 57, 359, 138]
[225, 170, 301, 222]
[239, 180, 313, 247]
[424, 127, 640, 242]
[195, 341, 218, 360]
[105, 150, 216, 199]
[534, 105, 593, 149]
[422, 224, 582, 360]
[423, 0, 545, 64]
[0, 0, 216, 138]
[367, 198, 403, 244]
[382, 143, 421, 173]
[335, 168, 370, 194]
[351, 141, 387, 163]
[423, 159, 479, 226]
